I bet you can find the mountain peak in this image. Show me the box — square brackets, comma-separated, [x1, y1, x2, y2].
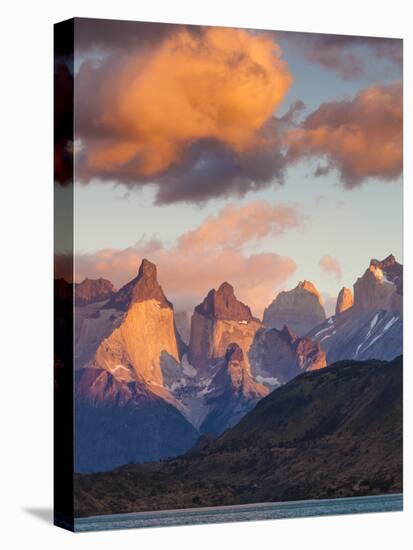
[370, 254, 396, 269]
[105, 259, 171, 311]
[195, 282, 253, 321]
[336, 287, 353, 314]
[354, 254, 402, 310]
[297, 280, 321, 300]
[138, 258, 157, 279]
[263, 281, 326, 336]
[218, 281, 234, 294]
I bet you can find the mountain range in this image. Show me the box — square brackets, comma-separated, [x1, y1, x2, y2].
[308, 255, 402, 363]
[69, 253, 403, 473]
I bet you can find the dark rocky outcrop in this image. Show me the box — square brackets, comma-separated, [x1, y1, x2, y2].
[75, 278, 115, 306]
[249, 325, 326, 386]
[105, 258, 172, 311]
[199, 343, 269, 435]
[75, 367, 199, 473]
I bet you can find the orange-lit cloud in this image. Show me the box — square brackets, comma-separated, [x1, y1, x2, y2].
[76, 26, 292, 202]
[319, 254, 342, 280]
[74, 202, 299, 317]
[286, 82, 402, 186]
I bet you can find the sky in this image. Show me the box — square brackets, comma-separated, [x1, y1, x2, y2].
[55, 19, 403, 318]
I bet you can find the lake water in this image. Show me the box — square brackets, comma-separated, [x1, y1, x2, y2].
[74, 493, 402, 532]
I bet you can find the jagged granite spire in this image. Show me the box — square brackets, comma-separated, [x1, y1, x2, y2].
[105, 258, 172, 311]
[336, 287, 353, 314]
[195, 281, 253, 321]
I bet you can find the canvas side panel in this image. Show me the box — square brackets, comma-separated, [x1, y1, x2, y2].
[54, 18, 75, 532]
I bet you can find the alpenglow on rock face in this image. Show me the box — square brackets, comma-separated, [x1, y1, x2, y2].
[88, 258, 180, 386]
[188, 282, 261, 370]
[353, 254, 402, 311]
[263, 281, 326, 336]
[75, 259, 198, 472]
[105, 258, 172, 311]
[336, 287, 353, 314]
[308, 255, 403, 364]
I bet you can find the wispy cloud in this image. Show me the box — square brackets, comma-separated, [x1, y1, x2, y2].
[319, 254, 342, 281]
[71, 202, 301, 317]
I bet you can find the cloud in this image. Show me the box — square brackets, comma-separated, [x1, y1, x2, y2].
[282, 33, 402, 80]
[178, 202, 300, 250]
[286, 82, 402, 186]
[73, 202, 300, 317]
[74, 26, 292, 203]
[319, 255, 342, 281]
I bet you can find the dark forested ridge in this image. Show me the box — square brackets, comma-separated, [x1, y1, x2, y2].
[75, 356, 402, 517]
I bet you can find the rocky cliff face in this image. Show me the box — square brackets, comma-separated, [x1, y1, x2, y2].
[353, 255, 402, 311]
[249, 325, 326, 386]
[336, 287, 353, 314]
[73, 254, 403, 474]
[75, 259, 198, 472]
[307, 308, 402, 364]
[371, 254, 403, 294]
[89, 298, 180, 386]
[263, 281, 326, 336]
[78, 259, 181, 385]
[188, 282, 261, 371]
[75, 278, 116, 306]
[308, 255, 403, 364]
[105, 259, 172, 311]
[199, 343, 269, 435]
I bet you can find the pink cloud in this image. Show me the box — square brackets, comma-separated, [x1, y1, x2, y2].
[178, 201, 300, 250]
[319, 255, 342, 281]
[74, 202, 300, 317]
